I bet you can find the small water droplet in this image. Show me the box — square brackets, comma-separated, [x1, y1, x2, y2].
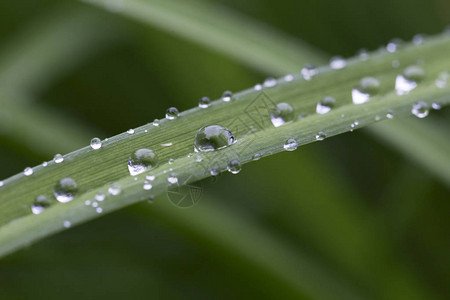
[108, 183, 121, 196]
[301, 64, 318, 80]
[146, 174, 155, 181]
[386, 38, 402, 53]
[24, 167, 34, 176]
[316, 97, 336, 114]
[284, 138, 298, 151]
[194, 125, 236, 152]
[431, 101, 442, 110]
[386, 111, 394, 119]
[90, 137, 102, 150]
[222, 91, 233, 102]
[42, 162, 48, 167]
[263, 77, 277, 87]
[153, 119, 160, 126]
[330, 56, 346, 69]
[411, 101, 430, 118]
[435, 71, 449, 88]
[127, 129, 135, 134]
[254, 84, 263, 91]
[54, 154, 64, 164]
[352, 77, 381, 105]
[252, 153, 261, 161]
[270, 103, 295, 127]
[166, 107, 179, 119]
[92, 201, 98, 208]
[63, 221, 71, 228]
[284, 74, 294, 82]
[357, 48, 369, 60]
[96, 207, 103, 214]
[395, 65, 425, 95]
[199, 97, 210, 108]
[168, 158, 175, 164]
[210, 167, 220, 176]
[227, 160, 241, 174]
[315, 132, 326, 141]
[128, 148, 158, 176]
[195, 155, 203, 162]
[375, 115, 382, 121]
[54, 178, 77, 203]
[0, 181, 3, 187]
[168, 175, 178, 184]
[143, 181, 153, 190]
[85, 200, 91, 206]
[95, 193, 105, 201]
[31, 195, 52, 215]
[412, 34, 426, 45]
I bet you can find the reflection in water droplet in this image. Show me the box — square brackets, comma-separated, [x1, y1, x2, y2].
[198, 97, 210, 108]
[31, 195, 52, 215]
[90, 137, 102, 150]
[54, 178, 78, 203]
[270, 103, 295, 127]
[411, 102, 430, 118]
[128, 148, 158, 176]
[316, 97, 336, 114]
[166, 107, 179, 119]
[54, 154, 64, 164]
[153, 119, 160, 126]
[284, 138, 298, 151]
[222, 91, 233, 102]
[352, 77, 381, 105]
[194, 125, 235, 152]
[227, 160, 241, 174]
[395, 65, 425, 95]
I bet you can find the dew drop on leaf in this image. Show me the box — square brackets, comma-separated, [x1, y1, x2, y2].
[227, 160, 241, 174]
[194, 125, 236, 152]
[270, 103, 295, 127]
[90, 137, 102, 150]
[54, 178, 78, 203]
[284, 138, 298, 151]
[128, 149, 158, 176]
[411, 101, 430, 118]
[316, 97, 336, 114]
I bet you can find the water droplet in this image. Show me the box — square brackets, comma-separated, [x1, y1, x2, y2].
[301, 64, 318, 80]
[90, 137, 102, 150]
[315, 132, 326, 141]
[386, 38, 402, 53]
[284, 138, 298, 151]
[316, 97, 336, 114]
[222, 91, 233, 102]
[108, 183, 121, 196]
[31, 195, 52, 215]
[432, 101, 442, 110]
[168, 175, 178, 184]
[395, 65, 425, 95]
[95, 193, 105, 201]
[350, 121, 360, 130]
[143, 181, 153, 190]
[128, 148, 158, 176]
[198, 97, 210, 108]
[411, 101, 430, 118]
[96, 207, 103, 214]
[54, 178, 78, 203]
[195, 155, 203, 162]
[42, 162, 48, 167]
[284, 74, 294, 82]
[194, 125, 236, 152]
[161, 142, 172, 147]
[357, 48, 369, 61]
[210, 167, 220, 176]
[270, 103, 295, 127]
[386, 111, 394, 119]
[254, 84, 262, 91]
[352, 77, 381, 104]
[168, 158, 175, 164]
[252, 153, 261, 161]
[412, 34, 426, 45]
[85, 200, 91, 206]
[63, 221, 71, 228]
[166, 107, 179, 119]
[54, 154, 64, 164]
[375, 115, 381, 121]
[435, 71, 449, 88]
[263, 77, 277, 88]
[24, 167, 33, 176]
[330, 56, 346, 69]
[153, 119, 160, 126]
[127, 129, 135, 134]
[92, 201, 98, 208]
[227, 160, 241, 174]
[146, 174, 155, 181]
[0, 181, 3, 187]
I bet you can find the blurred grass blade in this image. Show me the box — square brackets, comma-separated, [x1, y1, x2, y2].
[84, 0, 450, 186]
[0, 35, 449, 259]
[81, 0, 325, 74]
[0, 6, 118, 98]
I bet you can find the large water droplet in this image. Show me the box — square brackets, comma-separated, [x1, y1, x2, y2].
[316, 97, 336, 114]
[330, 56, 347, 69]
[54, 178, 78, 203]
[395, 65, 425, 95]
[128, 149, 158, 176]
[194, 125, 236, 152]
[90, 137, 102, 150]
[24, 167, 33, 176]
[301, 64, 318, 80]
[411, 102, 430, 118]
[284, 138, 298, 151]
[198, 97, 210, 108]
[222, 91, 233, 102]
[54, 154, 64, 164]
[352, 77, 381, 104]
[227, 160, 241, 174]
[270, 103, 295, 127]
[31, 195, 52, 215]
[166, 107, 179, 119]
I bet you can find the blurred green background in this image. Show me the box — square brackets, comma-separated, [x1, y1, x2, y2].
[0, 0, 449, 299]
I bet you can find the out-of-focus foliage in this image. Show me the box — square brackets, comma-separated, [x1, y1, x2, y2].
[0, 0, 448, 299]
